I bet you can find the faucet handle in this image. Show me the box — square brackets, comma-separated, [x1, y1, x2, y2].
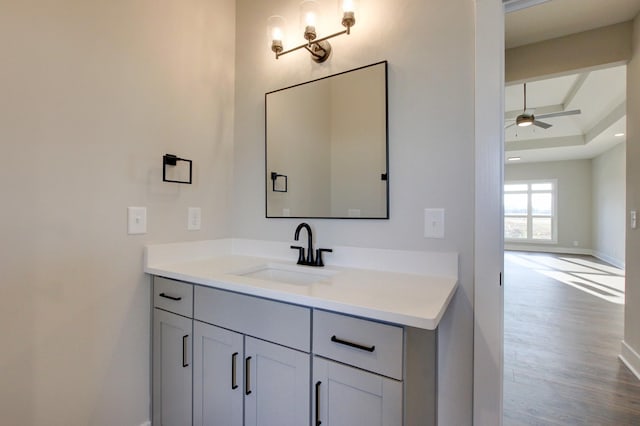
[290, 245, 305, 264]
[315, 248, 333, 267]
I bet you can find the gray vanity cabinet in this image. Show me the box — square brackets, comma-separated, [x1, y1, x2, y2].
[312, 310, 404, 426]
[244, 336, 310, 426]
[153, 308, 193, 426]
[313, 357, 402, 426]
[193, 321, 243, 426]
[193, 285, 311, 426]
[152, 276, 436, 426]
[152, 277, 195, 426]
[193, 322, 310, 426]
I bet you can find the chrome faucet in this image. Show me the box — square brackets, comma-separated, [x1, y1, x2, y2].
[290, 222, 332, 267]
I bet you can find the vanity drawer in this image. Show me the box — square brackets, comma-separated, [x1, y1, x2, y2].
[153, 277, 193, 318]
[194, 286, 311, 352]
[313, 310, 403, 380]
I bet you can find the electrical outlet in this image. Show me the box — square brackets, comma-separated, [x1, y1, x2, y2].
[424, 208, 445, 239]
[188, 207, 201, 231]
[127, 207, 147, 235]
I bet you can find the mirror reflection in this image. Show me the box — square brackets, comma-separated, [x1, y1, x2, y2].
[265, 61, 388, 219]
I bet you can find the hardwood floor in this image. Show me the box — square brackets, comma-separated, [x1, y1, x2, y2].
[503, 251, 640, 425]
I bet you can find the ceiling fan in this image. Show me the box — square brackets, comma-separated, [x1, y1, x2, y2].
[506, 83, 581, 129]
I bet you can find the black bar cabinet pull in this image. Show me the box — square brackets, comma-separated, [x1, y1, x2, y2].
[245, 356, 252, 395]
[231, 352, 239, 390]
[182, 335, 189, 367]
[330, 335, 376, 353]
[315, 381, 322, 426]
[159, 292, 182, 301]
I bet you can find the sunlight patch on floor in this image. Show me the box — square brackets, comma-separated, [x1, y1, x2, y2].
[504, 252, 552, 270]
[538, 270, 625, 305]
[506, 252, 625, 305]
[522, 255, 604, 274]
[559, 256, 624, 276]
[574, 273, 625, 292]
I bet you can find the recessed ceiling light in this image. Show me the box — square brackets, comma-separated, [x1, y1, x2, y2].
[508, 157, 521, 161]
[614, 133, 625, 137]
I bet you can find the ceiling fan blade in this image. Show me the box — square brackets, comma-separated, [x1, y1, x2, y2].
[536, 109, 581, 120]
[533, 120, 552, 129]
[505, 122, 517, 129]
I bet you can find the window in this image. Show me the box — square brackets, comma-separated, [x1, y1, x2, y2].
[504, 180, 557, 243]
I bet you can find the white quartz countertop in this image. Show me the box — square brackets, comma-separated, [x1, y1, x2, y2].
[145, 239, 458, 330]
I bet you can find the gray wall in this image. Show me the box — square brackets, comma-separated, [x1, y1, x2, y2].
[233, 0, 476, 423]
[505, 159, 593, 252]
[593, 142, 626, 268]
[0, 1, 236, 425]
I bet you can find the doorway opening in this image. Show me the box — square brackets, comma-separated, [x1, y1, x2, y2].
[502, 2, 638, 422]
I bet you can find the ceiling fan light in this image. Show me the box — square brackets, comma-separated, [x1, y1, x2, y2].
[516, 115, 534, 127]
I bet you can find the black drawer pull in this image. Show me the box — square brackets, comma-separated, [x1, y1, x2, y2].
[315, 381, 322, 426]
[245, 356, 252, 395]
[182, 335, 189, 367]
[331, 335, 375, 353]
[159, 292, 182, 301]
[231, 352, 239, 390]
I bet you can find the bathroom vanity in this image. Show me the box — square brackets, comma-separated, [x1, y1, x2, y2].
[146, 239, 458, 426]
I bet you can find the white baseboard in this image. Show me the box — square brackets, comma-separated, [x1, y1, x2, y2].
[138, 421, 151, 426]
[592, 251, 625, 270]
[619, 340, 640, 380]
[504, 244, 592, 256]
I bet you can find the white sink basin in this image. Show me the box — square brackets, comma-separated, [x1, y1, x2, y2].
[232, 263, 337, 285]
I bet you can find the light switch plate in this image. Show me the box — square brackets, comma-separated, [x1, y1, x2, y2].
[188, 207, 201, 231]
[127, 207, 147, 235]
[424, 208, 445, 239]
[631, 210, 637, 230]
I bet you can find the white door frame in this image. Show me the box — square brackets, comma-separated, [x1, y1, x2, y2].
[473, 0, 505, 425]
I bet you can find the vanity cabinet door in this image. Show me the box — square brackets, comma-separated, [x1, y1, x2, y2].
[313, 356, 402, 426]
[244, 337, 311, 426]
[153, 309, 193, 426]
[193, 321, 244, 426]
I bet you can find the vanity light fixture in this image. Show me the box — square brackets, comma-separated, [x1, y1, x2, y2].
[507, 156, 522, 161]
[268, 0, 359, 63]
[614, 133, 625, 137]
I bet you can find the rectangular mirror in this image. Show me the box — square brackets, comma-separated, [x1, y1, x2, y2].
[265, 61, 388, 219]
